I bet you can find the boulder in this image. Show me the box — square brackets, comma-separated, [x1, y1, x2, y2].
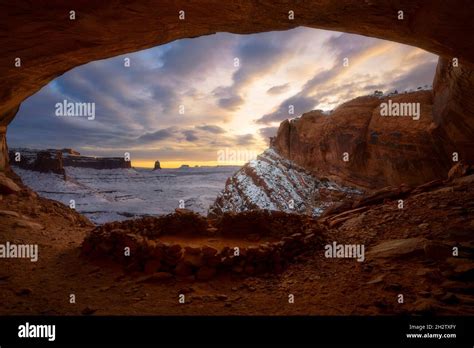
[201, 245, 218, 258]
[0, 209, 20, 217]
[14, 219, 44, 230]
[447, 161, 470, 180]
[181, 251, 203, 268]
[136, 272, 173, 283]
[366, 238, 426, 259]
[0, 173, 21, 194]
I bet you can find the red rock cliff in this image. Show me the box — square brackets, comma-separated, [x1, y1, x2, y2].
[272, 90, 454, 189]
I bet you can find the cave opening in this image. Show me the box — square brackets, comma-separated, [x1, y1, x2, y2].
[6, 27, 439, 224]
[1, 1, 474, 318]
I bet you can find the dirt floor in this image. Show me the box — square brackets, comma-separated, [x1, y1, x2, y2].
[0, 174, 473, 316]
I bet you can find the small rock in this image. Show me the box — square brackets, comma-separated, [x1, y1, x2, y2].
[0, 209, 20, 217]
[366, 275, 384, 285]
[178, 287, 194, 294]
[184, 246, 201, 255]
[81, 307, 97, 315]
[366, 238, 426, 259]
[136, 272, 173, 283]
[202, 245, 218, 257]
[413, 299, 436, 314]
[206, 227, 218, 235]
[447, 161, 470, 180]
[15, 219, 44, 230]
[418, 291, 431, 298]
[16, 288, 32, 296]
[0, 173, 21, 194]
[182, 252, 203, 268]
[440, 292, 459, 304]
[415, 268, 431, 276]
[168, 244, 182, 254]
[447, 258, 474, 280]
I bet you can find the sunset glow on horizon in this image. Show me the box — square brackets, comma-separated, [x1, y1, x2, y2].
[9, 28, 437, 163]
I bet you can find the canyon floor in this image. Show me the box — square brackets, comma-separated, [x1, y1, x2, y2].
[12, 165, 240, 224]
[0, 171, 473, 316]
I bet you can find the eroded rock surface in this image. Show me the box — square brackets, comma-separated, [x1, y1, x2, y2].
[209, 149, 361, 217]
[272, 90, 460, 189]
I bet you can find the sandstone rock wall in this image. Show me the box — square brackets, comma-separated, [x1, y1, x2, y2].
[63, 156, 131, 170]
[9, 149, 65, 175]
[273, 91, 455, 189]
[0, 127, 8, 172]
[432, 57, 474, 161]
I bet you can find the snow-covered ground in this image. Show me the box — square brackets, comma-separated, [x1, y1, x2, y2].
[13, 166, 240, 224]
[209, 149, 362, 217]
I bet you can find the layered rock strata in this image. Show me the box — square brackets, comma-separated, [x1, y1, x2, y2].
[209, 149, 361, 217]
[272, 90, 457, 189]
[9, 148, 131, 172]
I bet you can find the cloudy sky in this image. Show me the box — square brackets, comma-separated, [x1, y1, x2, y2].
[8, 27, 438, 168]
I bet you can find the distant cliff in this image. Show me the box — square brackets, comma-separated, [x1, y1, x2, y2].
[9, 148, 131, 173]
[63, 155, 131, 170]
[271, 90, 450, 189]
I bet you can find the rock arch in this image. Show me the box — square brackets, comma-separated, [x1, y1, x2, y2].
[1, 0, 473, 171]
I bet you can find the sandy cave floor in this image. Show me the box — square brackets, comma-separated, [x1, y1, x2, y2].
[0, 178, 473, 316]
